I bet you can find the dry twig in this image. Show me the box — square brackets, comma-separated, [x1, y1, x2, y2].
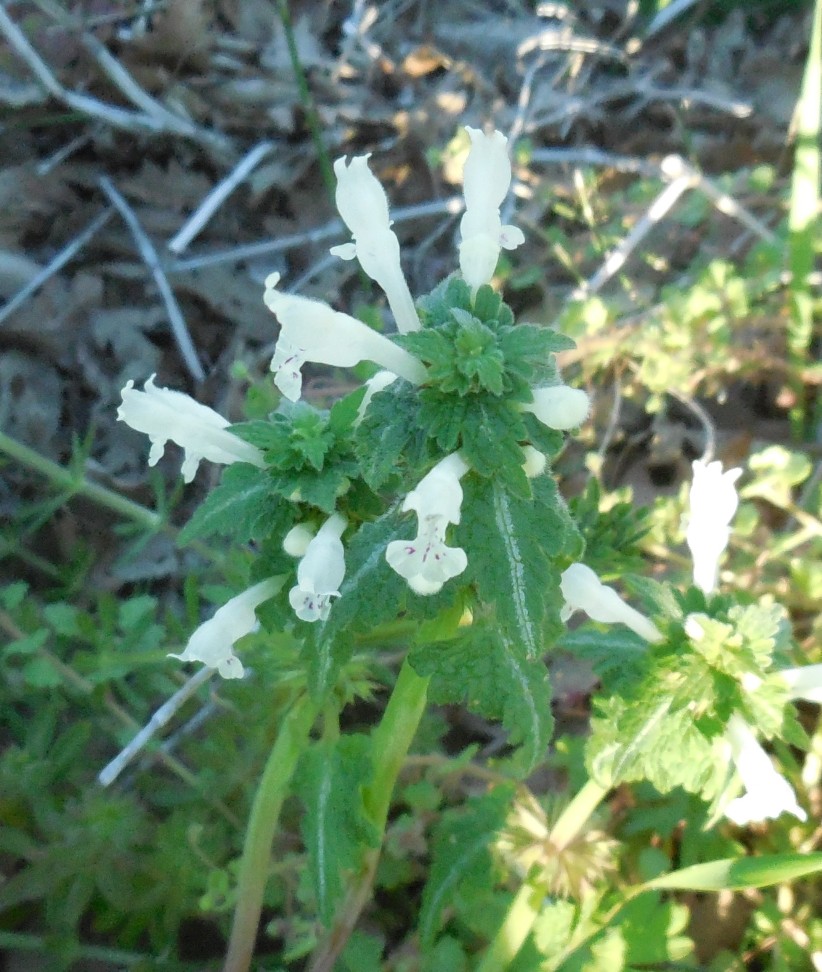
[99, 177, 206, 383]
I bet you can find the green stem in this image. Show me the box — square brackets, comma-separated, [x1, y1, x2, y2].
[364, 659, 430, 828]
[0, 430, 162, 531]
[478, 779, 610, 969]
[307, 659, 429, 972]
[224, 694, 319, 972]
[549, 778, 609, 850]
[476, 881, 545, 972]
[274, 0, 336, 203]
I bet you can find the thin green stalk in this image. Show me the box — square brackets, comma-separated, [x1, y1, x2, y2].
[307, 659, 429, 972]
[549, 778, 609, 850]
[476, 881, 545, 972]
[224, 694, 319, 972]
[0, 429, 162, 531]
[477, 779, 610, 969]
[274, 0, 336, 203]
[788, 0, 821, 438]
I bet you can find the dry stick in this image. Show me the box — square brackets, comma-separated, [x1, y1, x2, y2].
[573, 171, 696, 298]
[168, 196, 465, 273]
[662, 155, 776, 244]
[529, 146, 659, 176]
[0, 6, 229, 152]
[0, 6, 168, 135]
[168, 141, 275, 254]
[32, 1, 230, 153]
[0, 208, 113, 327]
[98, 665, 215, 786]
[99, 176, 206, 383]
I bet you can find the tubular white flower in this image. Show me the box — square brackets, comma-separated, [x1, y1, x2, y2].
[289, 513, 347, 622]
[522, 385, 590, 431]
[779, 663, 822, 704]
[458, 127, 525, 290]
[560, 563, 663, 643]
[117, 375, 264, 483]
[264, 273, 426, 401]
[685, 459, 742, 594]
[330, 155, 421, 333]
[169, 578, 282, 679]
[723, 714, 807, 825]
[385, 452, 470, 595]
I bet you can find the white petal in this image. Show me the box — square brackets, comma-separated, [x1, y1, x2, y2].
[401, 452, 470, 524]
[560, 563, 663, 643]
[724, 715, 807, 824]
[524, 385, 590, 431]
[685, 459, 742, 594]
[169, 578, 282, 678]
[779, 664, 822, 704]
[289, 513, 347, 623]
[118, 375, 264, 482]
[265, 276, 425, 399]
[385, 521, 468, 596]
[458, 127, 523, 289]
[331, 156, 421, 333]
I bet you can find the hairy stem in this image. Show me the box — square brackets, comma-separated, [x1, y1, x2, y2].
[0, 429, 162, 531]
[476, 881, 545, 972]
[307, 659, 429, 972]
[224, 694, 319, 972]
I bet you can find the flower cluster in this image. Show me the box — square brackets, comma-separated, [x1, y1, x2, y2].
[561, 459, 816, 827]
[117, 126, 590, 678]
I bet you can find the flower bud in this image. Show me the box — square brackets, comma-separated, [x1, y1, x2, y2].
[523, 385, 590, 431]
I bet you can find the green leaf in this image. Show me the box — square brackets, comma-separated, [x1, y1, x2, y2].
[355, 381, 426, 490]
[459, 400, 530, 497]
[644, 853, 822, 892]
[178, 463, 287, 544]
[458, 477, 576, 660]
[411, 624, 554, 774]
[295, 735, 379, 925]
[419, 786, 514, 947]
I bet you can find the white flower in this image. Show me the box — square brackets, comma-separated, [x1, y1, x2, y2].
[330, 155, 421, 334]
[522, 385, 590, 431]
[685, 459, 742, 594]
[282, 523, 315, 557]
[264, 273, 426, 401]
[169, 578, 282, 679]
[560, 563, 663, 643]
[385, 452, 470, 595]
[458, 127, 525, 290]
[288, 513, 347, 622]
[117, 375, 264, 483]
[722, 714, 807, 825]
[779, 663, 822, 704]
